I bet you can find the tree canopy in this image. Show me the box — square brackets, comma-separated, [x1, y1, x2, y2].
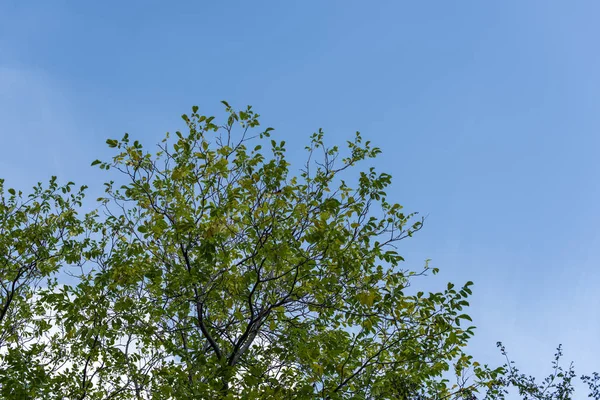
[0, 103, 596, 399]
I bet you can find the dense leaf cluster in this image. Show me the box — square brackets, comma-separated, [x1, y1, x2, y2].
[0, 103, 596, 399]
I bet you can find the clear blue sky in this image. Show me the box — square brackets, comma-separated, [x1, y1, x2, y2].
[1, 0, 599, 392]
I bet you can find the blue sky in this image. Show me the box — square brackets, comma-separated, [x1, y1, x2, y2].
[1, 0, 599, 393]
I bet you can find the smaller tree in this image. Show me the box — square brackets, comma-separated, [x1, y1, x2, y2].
[489, 343, 600, 400]
[0, 177, 86, 399]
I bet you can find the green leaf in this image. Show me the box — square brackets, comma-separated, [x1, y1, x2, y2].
[0, 101, 514, 400]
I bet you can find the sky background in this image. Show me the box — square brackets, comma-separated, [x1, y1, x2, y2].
[1, 0, 599, 396]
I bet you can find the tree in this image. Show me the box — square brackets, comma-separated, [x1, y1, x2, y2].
[0, 178, 86, 398]
[0, 102, 595, 399]
[58, 102, 502, 399]
[489, 343, 600, 400]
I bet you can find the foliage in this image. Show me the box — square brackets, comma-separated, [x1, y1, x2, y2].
[487, 343, 600, 400]
[0, 177, 86, 398]
[0, 102, 596, 399]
